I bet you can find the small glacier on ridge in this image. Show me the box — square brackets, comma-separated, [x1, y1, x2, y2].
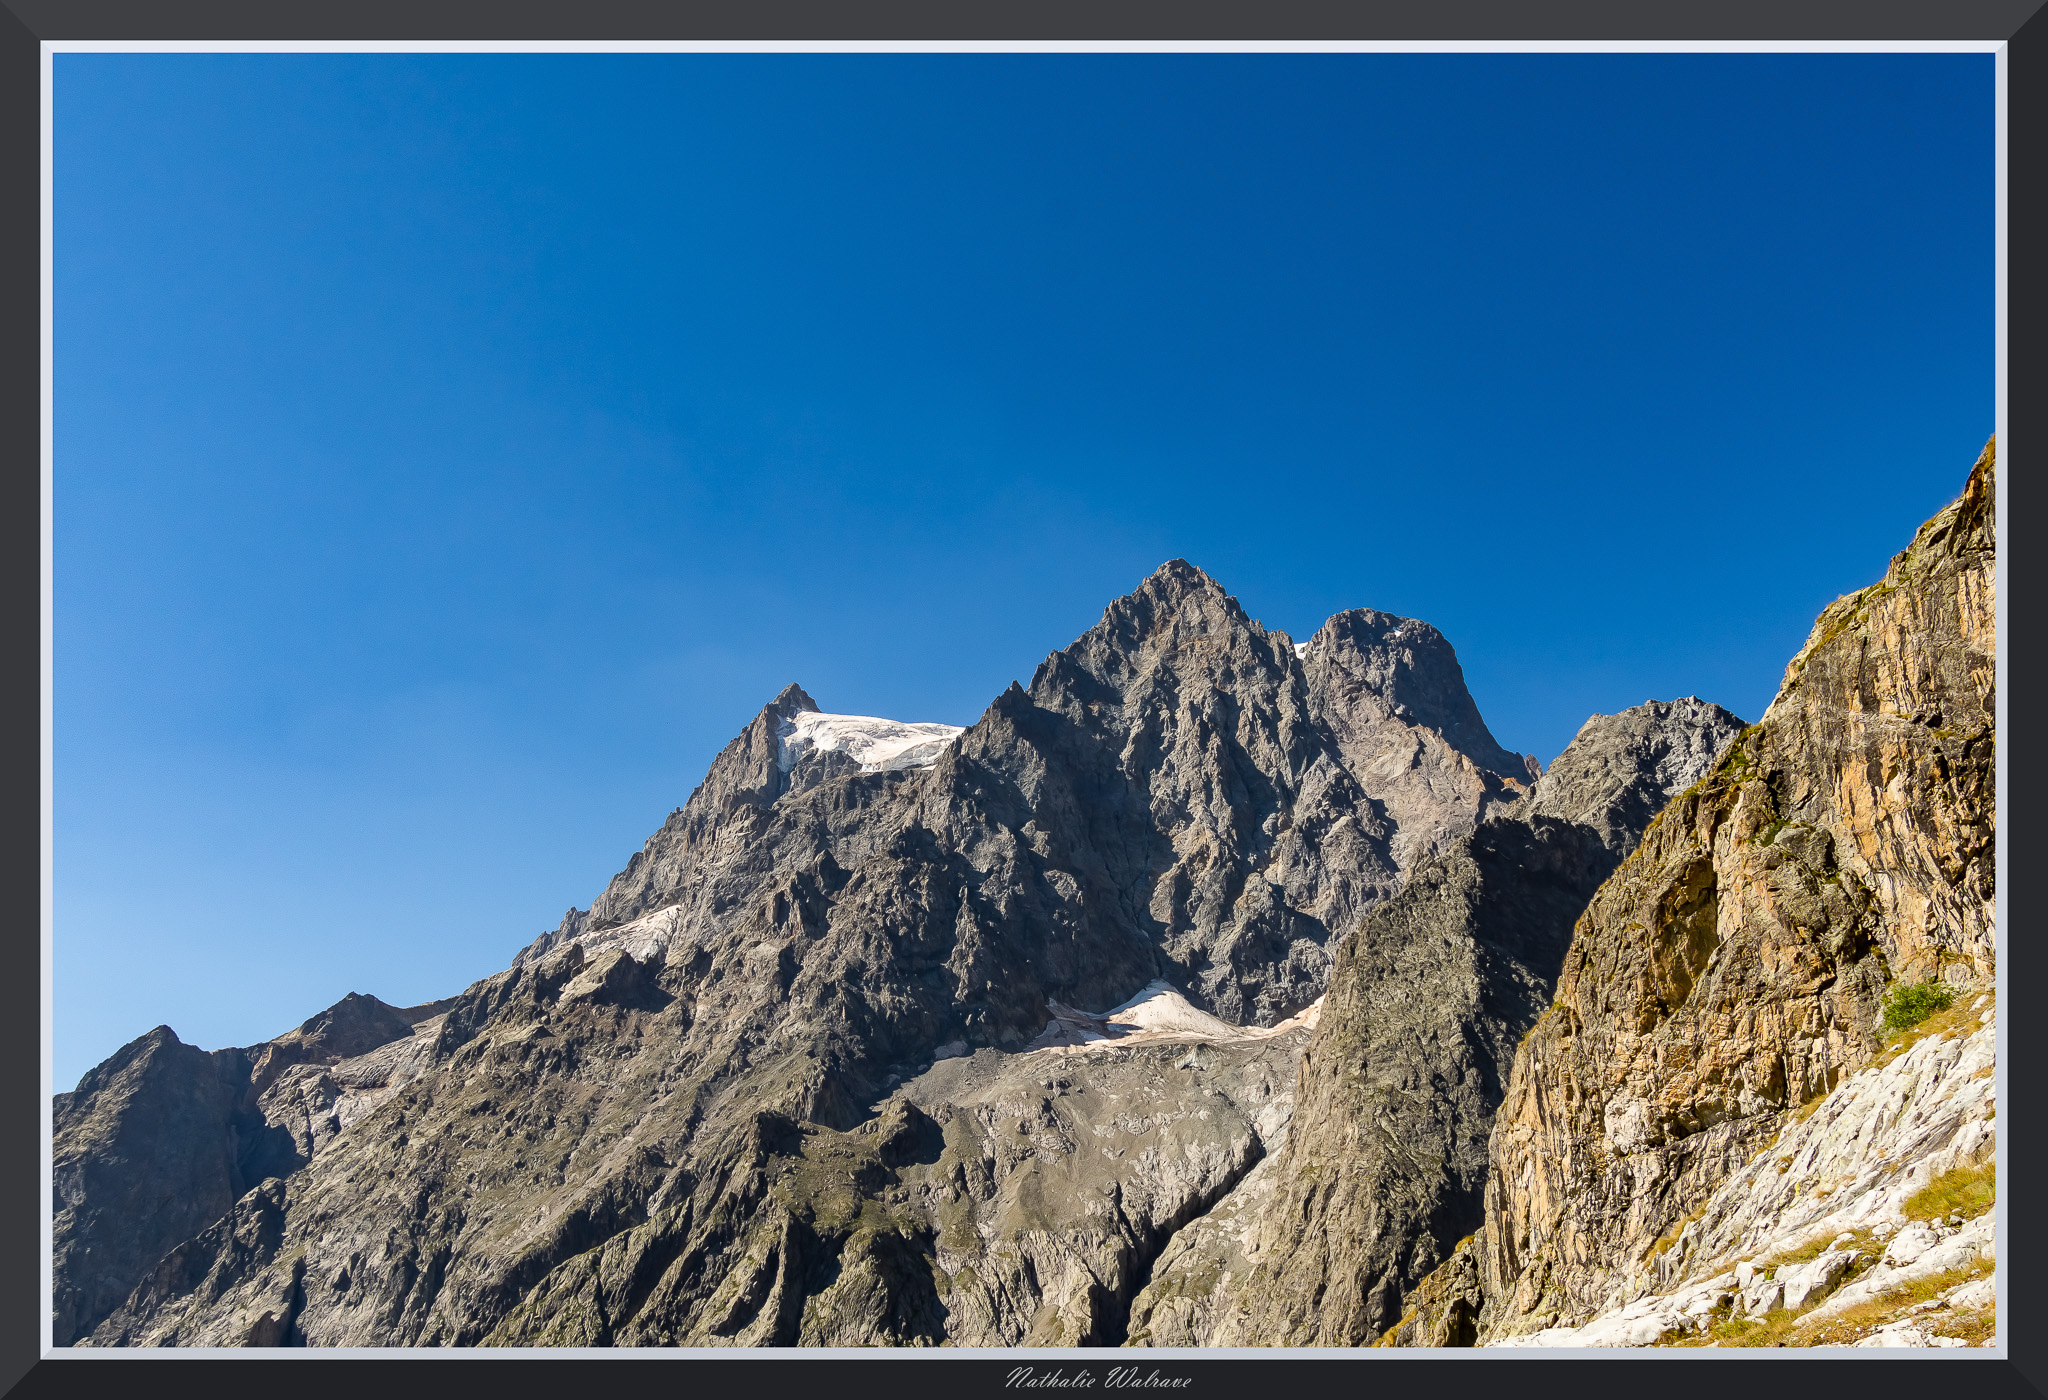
[777, 710, 966, 774]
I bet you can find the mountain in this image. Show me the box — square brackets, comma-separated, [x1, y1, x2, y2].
[52, 993, 450, 1347]
[53, 438, 1996, 1351]
[58, 560, 1538, 1347]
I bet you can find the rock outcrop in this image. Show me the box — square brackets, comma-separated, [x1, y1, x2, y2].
[1128, 699, 1745, 1346]
[1469, 993, 1995, 1348]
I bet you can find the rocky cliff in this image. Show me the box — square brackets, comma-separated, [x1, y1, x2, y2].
[58, 561, 1538, 1348]
[1384, 439, 1996, 1347]
[1479, 991, 1996, 1349]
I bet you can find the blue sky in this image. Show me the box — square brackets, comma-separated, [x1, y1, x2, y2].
[54, 53, 1993, 1088]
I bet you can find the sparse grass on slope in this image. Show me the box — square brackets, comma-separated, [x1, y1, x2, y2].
[1904, 1163, 1994, 1223]
[1666, 1261, 1992, 1348]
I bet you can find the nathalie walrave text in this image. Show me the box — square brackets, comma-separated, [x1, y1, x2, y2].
[1007, 1367, 1193, 1389]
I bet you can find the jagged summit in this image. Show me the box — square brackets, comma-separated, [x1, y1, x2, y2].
[764, 681, 817, 717]
[1530, 696, 1747, 853]
[1136, 556, 1227, 598]
[1308, 609, 1529, 780]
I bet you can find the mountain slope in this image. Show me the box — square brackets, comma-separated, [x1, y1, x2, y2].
[52, 993, 449, 1347]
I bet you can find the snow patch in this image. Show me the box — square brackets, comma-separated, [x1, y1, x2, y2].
[777, 710, 965, 774]
[1024, 981, 1324, 1054]
[1292, 641, 1310, 660]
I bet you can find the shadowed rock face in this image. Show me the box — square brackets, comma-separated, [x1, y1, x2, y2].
[52, 989, 450, 1347]
[53, 1029, 249, 1349]
[59, 560, 1545, 1348]
[1469, 443, 1996, 1342]
[1126, 698, 1746, 1347]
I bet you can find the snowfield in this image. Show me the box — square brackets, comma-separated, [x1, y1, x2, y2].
[777, 710, 966, 774]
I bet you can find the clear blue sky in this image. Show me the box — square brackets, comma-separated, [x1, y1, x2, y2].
[53, 53, 1993, 1089]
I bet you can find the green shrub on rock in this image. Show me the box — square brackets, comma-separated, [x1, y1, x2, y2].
[1881, 979, 1957, 1033]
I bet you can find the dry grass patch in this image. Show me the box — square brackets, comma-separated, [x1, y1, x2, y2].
[1786, 1262, 1989, 1346]
[1932, 1307, 1996, 1345]
[1647, 1204, 1708, 1261]
[1757, 1225, 1880, 1274]
[1790, 1094, 1831, 1124]
[1904, 1162, 1994, 1222]
[1697, 1306, 1803, 1348]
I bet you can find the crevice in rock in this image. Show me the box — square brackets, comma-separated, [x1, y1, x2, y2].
[1100, 1131, 1268, 1347]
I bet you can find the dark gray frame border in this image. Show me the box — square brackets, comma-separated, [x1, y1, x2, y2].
[0, 0, 2045, 40]
[5, 4, 2039, 1398]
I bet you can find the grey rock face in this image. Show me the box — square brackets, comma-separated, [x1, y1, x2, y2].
[53, 993, 446, 1346]
[1133, 698, 1745, 1346]
[1530, 696, 1749, 853]
[1303, 609, 1537, 876]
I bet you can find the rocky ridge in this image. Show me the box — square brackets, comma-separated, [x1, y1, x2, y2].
[52, 993, 450, 1348]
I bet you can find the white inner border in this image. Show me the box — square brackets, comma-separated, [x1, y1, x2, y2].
[39, 36, 2009, 1363]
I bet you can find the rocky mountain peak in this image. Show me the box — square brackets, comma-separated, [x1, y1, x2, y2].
[1306, 608, 1529, 782]
[266, 992, 423, 1064]
[1134, 556, 1236, 609]
[1300, 607, 1535, 875]
[1530, 697, 1748, 853]
[1034, 559, 1279, 704]
[767, 681, 819, 719]
[581, 680, 831, 930]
